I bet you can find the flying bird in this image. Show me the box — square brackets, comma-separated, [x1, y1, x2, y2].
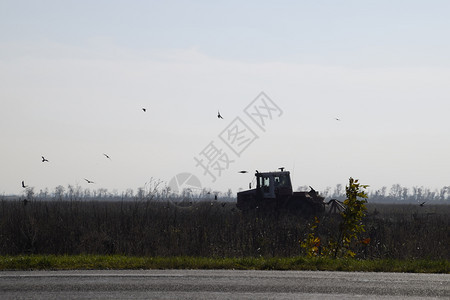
[334, 117, 341, 121]
[238, 170, 248, 173]
[217, 111, 224, 119]
[142, 108, 147, 112]
[41, 156, 49, 162]
[21, 181, 28, 188]
[103, 153, 111, 160]
[84, 178, 94, 184]
[419, 201, 427, 207]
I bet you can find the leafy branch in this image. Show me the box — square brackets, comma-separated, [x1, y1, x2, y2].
[301, 177, 369, 258]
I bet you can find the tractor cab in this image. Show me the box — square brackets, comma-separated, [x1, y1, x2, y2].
[256, 171, 293, 199]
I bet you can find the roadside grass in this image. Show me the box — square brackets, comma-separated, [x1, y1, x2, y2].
[0, 255, 447, 273]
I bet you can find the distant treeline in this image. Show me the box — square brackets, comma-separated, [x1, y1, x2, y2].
[8, 181, 236, 203]
[5, 182, 450, 204]
[298, 184, 450, 204]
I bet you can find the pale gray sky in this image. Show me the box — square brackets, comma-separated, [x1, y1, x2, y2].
[1, 1, 450, 196]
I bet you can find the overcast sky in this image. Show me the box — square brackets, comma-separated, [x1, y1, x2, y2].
[1, 1, 450, 196]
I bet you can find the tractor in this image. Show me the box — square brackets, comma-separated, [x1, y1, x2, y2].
[236, 169, 325, 216]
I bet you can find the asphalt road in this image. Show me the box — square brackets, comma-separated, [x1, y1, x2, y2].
[0, 269, 448, 299]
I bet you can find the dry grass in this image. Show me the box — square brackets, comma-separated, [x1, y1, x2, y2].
[0, 198, 448, 260]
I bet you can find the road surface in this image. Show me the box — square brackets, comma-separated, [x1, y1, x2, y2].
[0, 269, 448, 299]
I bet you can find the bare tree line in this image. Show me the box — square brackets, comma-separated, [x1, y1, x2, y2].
[4, 181, 450, 204]
[9, 179, 235, 203]
[299, 184, 450, 203]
